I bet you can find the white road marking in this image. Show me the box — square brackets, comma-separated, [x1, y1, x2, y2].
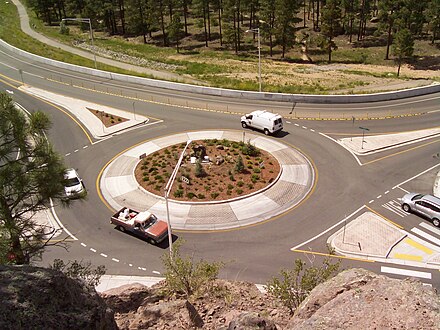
[295, 123, 300, 127]
[49, 199, 77, 240]
[419, 222, 440, 236]
[129, 264, 133, 267]
[381, 266, 431, 279]
[397, 186, 410, 193]
[90, 248, 97, 252]
[384, 190, 389, 194]
[112, 258, 119, 262]
[286, 121, 291, 124]
[369, 200, 374, 204]
[411, 227, 440, 246]
[83, 145, 88, 149]
[423, 283, 433, 287]
[291, 205, 365, 250]
[393, 163, 440, 190]
[6, 90, 14, 94]
[140, 267, 146, 271]
[382, 200, 407, 217]
[80, 243, 87, 247]
[152, 270, 161, 275]
[74, 149, 79, 153]
[100, 253, 108, 258]
[319, 132, 362, 166]
[310, 129, 315, 132]
[377, 195, 382, 199]
[302, 126, 307, 129]
[65, 153, 71, 156]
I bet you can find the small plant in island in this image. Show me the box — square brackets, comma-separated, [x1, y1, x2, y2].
[241, 141, 260, 157]
[266, 248, 341, 315]
[161, 239, 224, 300]
[234, 155, 245, 173]
[194, 160, 206, 178]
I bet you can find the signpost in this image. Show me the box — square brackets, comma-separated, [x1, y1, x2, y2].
[359, 126, 370, 149]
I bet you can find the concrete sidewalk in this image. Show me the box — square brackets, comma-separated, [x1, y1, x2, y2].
[328, 212, 440, 269]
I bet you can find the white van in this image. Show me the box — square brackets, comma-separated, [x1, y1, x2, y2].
[241, 110, 283, 135]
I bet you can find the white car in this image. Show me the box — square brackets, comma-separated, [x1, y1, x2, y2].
[64, 168, 85, 198]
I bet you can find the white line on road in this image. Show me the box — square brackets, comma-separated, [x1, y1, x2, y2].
[396, 186, 409, 193]
[393, 163, 440, 190]
[302, 126, 307, 129]
[319, 132, 362, 166]
[83, 145, 88, 149]
[377, 195, 382, 199]
[129, 264, 133, 267]
[80, 243, 87, 247]
[295, 124, 300, 127]
[384, 190, 389, 194]
[65, 153, 71, 156]
[419, 222, 440, 236]
[49, 199, 77, 240]
[310, 129, 315, 132]
[286, 121, 291, 124]
[382, 202, 406, 217]
[152, 270, 161, 275]
[411, 227, 440, 246]
[381, 266, 431, 279]
[74, 149, 79, 153]
[369, 200, 374, 204]
[111, 258, 119, 262]
[100, 253, 108, 258]
[90, 248, 96, 252]
[291, 205, 365, 251]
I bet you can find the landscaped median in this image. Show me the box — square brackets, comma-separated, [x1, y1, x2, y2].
[100, 130, 315, 230]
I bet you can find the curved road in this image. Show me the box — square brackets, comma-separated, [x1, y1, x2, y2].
[1, 43, 440, 287]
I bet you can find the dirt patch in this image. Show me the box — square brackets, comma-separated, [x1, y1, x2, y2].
[87, 107, 129, 128]
[134, 139, 280, 202]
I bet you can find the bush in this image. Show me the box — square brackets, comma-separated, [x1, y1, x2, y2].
[236, 189, 243, 194]
[187, 192, 196, 199]
[241, 141, 260, 156]
[211, 192, 219, 199]
[227, 184, 234, 190]
[174, 189, 184, 198]
[235, 156, 245, 173]
[197, 193, 206, 199]
[253, 167, 261, 173]
[237, 181, 244, 187]
[161, 240, 224, 299]
[266, 255, 340, 315]
[229, 174, 235, 181]
[195, 160, 206, 178]
[51, 259, 106, 288]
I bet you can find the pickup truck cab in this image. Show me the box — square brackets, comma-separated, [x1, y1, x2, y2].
[241, 110, 283, 135]
[110, 207, 168, 244]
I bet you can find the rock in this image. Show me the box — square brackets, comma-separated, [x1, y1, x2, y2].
[227, 312, 278, 329]
[216, 156, 224, 165]
[0, 265, 117, 330]
[216, 145, 224, 150]
[288, 268, 440, 330]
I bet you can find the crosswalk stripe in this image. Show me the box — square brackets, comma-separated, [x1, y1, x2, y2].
[403, 238, 433, 255]
[382, 201, 406, 217]
[392, 253, 423, 261]
[381, 266, 431, 279]
[419, 222, 440, 236]
[411, 227, 440, 246]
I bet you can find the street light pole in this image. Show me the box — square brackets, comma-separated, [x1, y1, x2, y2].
[61, 18, 97, 69]
[246, 28, 262, 92]
[164, 140, 192, 259]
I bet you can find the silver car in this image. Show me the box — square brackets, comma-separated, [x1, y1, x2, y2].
[401, 193, 440, 227]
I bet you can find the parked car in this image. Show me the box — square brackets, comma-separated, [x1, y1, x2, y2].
[401, 193, 440, 227]
[241, 110, 283, 135]
[64, 168, 86, 198]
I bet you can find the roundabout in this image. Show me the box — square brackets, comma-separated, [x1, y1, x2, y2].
[100, 130, 315, 230]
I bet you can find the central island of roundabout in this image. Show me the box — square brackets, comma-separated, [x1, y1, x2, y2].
[100, 130, 315, 231]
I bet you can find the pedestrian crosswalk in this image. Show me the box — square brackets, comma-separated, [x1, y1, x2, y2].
[380, 265, 435, 287]
[382, 199, 407, 217]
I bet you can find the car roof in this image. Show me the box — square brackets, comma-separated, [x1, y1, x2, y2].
[64, 168, 78, 179]
[422, 194, 440, 206]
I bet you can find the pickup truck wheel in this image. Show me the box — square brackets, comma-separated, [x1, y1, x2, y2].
[241, 122, 247, 128]
[118, 225, 126, 233]
[433, 218, 440, 227]
[148, 238, 157, 245]
[264, 129, 270, 135]
[402, 204, 411, 212]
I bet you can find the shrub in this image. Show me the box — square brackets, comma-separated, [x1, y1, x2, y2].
[253, 167, 261, 173]
[236, 189, 243, 194]
[164, 148, 170, 154]
[266, 255, 340, 315]
[161, 240, 224, 299]
[51, 259, 105, 288]
[227, 184, 234, 190]
[195, 160, 206, 178]
[248, 184, 254, 189]
[142, 177, 149, 182]
[174, 189, 184, 198]
[149, 167, 158, 173]
[154, 185, 161, 191]
[211, 192, 219, 199]
[187, 192, 196, 199]
[235, 156, 245, 173]
[154, 175, 163, 180]
[142, 171, 148, 176]
[204, 185, 211, 191]
[241, 141, 260, 156]
[197, 193, 206, 199]
[229, 174, 235, 181]
[117, 118, 122, 122]
[226, 190, 232, 195]
[247, 164, 253, 169]
[237, 181, 244, 187]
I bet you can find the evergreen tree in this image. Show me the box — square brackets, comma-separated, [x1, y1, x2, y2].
[274, 0, 302, 58]
[392, 28, 414, 76]
[319, 0, 342, 63]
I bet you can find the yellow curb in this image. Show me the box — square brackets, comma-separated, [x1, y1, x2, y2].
[392, 253, 423, 262]
[404, 238, 433, 255]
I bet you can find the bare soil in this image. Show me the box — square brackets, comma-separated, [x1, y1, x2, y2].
[88, 107, 129, 128]
[134, 139, 280, 202]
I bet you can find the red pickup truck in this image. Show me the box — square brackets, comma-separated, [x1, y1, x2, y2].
[110, 207, 168, 244]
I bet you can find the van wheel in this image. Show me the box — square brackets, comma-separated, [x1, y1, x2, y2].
[118, 226, 126, 233]
[433, 218, 440, 227]
[402, 204, 411, 213]
[241, 122, 247, 128]
[264, 129, 270, 135]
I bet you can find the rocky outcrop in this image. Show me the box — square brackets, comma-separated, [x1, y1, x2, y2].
[289, 268, 440, 330]
[0, 265, 117, 330]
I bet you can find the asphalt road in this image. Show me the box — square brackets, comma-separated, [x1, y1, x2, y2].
[1, 44, 439, 288]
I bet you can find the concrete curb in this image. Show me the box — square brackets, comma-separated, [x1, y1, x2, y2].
[2, 37, 440, 104]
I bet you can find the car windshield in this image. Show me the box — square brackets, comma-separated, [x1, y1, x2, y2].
[412, 194, 424, 201]
[65, 177, 80, 187]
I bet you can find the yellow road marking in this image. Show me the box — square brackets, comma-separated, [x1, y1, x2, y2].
[392, 253, 423, 262]
[362, 138, 440, 165]
[0, 72, 23, 85]
[292, 249, 375, 263]
[404, 238, 433, 255]
[365, 205, 404, 229]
